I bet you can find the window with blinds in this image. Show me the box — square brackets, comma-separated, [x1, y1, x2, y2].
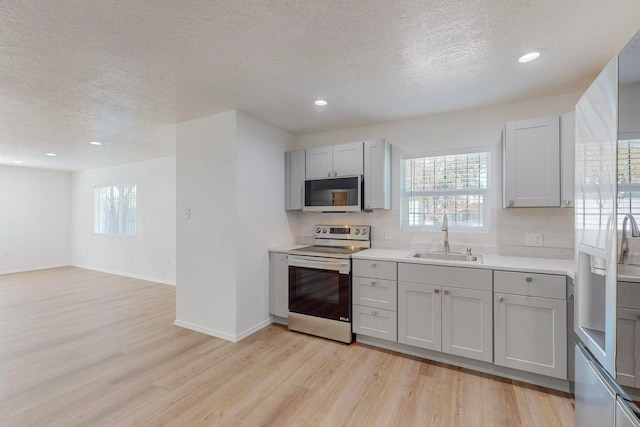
[401, 150, 490, 229]
[618, 139, 640, 228]
[94, 184, 137, 235]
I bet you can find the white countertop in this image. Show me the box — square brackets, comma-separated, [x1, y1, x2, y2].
[352, 249, 575, 277]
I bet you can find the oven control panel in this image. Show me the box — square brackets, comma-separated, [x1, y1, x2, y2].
[314, 225, 371, 240]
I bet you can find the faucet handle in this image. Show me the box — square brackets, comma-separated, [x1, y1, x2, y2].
[466, 247, 472, 255]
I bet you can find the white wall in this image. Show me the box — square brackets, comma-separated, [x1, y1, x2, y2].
[0, 166, 71, 274]
[175, 110, 296, 341]
[176, 111, 239, 340]
[236, 111, 297, 337]
[70, 157, 176, 284]
[294, 92, 581, 259]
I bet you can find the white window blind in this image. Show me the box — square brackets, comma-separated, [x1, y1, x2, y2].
[401, 150, 490, 229]
[94, 184, 137, 235]
[618, 139, 640, 228]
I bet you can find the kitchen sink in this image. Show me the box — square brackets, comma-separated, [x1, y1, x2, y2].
[407, 251, 483, 264]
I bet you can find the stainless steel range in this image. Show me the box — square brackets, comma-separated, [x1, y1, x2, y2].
[288, 225, 371, 343]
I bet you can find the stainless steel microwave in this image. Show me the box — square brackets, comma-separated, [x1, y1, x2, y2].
[303, 175, 363, 212]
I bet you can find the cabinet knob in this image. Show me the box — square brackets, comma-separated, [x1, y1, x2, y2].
[371, 281, 376, 286]
[371, 263, 376, 268]
[434, 289, 440, 294]
[373, 310, 378, 316]
[443, 289, 449, 295]
[525, 276, 532, 283]
[498, 296, 504, 302]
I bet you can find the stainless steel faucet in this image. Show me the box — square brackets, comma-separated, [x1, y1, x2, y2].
[619, 214, 640, 264]
[441, 214, 450, 254]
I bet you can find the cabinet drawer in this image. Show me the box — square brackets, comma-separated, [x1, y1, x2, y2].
[618, 282, 640, 310]
[353, 276, 397, 310]
[494, 271, 565, 299]
[398, 263, 492, 291]
[353, 259, 397, 280]
[353, 305, 397, 342]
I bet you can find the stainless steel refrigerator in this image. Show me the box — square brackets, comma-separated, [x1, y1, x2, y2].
[574, 29, 640, 427]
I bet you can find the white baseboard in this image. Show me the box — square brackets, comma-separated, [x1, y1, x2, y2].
[236, 319, 272, 341]
[174, 319, 238, 342]
[0, 263, 70, 275]
[174, 318, 273, 343]
[70, 263, 176, 286]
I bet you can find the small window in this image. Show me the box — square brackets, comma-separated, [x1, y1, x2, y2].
[94, 184, 137, 235]
[618, 139, 640, 228]
[401, 150, 490, 230]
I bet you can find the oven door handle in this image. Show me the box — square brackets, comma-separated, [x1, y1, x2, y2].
[288, 256, 350, 274]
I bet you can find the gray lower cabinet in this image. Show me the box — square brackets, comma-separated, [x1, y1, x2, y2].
[617, 281, 640, 388]
[442, 286, 493, 363]
[353, 259, 398, 341]
[397, 263, 493, 362]
[269, 251, 289, 319]
[494, 271, 567, 379]
[398, 281, 442, 350]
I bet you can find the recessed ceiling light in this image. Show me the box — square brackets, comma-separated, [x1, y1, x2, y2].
[90, 141, 102, 146]
[46, 153, 57, 157]
[518, 51, 541, 63]
[13, 160, 23, 164]
[314, 99, 328, 106]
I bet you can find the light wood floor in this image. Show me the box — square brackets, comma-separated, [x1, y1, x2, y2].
[0, 267, 575, 426]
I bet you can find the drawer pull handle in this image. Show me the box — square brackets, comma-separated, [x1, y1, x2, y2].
[371, 263, 376, 268]
[498, 296, 504, 302]
[434, 289, 440, 294]
[443, 289, 449, 295]
[525, 277, 532, 283]
[371, 281, 376, 286]
[373, 310, 378, 316]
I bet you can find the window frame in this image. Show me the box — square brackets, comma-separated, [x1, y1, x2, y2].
[400, 147, 491, 231]
[617, 138, 640, 229]
[93, 183, 137, 236]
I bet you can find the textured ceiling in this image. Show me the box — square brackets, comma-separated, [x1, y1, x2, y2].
[1, 1, 639, 171]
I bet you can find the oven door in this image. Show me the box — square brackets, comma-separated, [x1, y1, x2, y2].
[288, 255, 351, 322]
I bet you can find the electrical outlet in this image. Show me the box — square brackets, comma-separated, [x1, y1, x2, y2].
[384, 230, 392, 240]
[525, 233, 544, 247]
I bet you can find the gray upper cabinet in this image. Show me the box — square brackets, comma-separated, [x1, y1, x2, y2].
[560, 111, 576, 208]
[306, 142, 363, 178]
[284, 149, 306, 211]
[364, 139, 391, 210]
[503, 115, 561, 207]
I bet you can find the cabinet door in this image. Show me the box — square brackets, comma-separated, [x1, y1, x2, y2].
[306, 146, 333, 178]
[285, 149, 305, 210]
[353, 305, 397, 342]
[560, 111, 575, 207]
[269, 252, 289, 318]
[364, 139, 391, 210]
[398, 282, 441, 351]
[494, 293, 567, 379]
[504, 116, 560, 207]
[333, 142, 363, 176]
[616, 307, 640, 388]
[442, 287, 493, 362]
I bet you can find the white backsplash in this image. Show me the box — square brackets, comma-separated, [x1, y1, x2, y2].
[294, 207, 575, 260]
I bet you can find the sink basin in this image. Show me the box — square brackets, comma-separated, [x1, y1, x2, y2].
[407, 251, 483, 264]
